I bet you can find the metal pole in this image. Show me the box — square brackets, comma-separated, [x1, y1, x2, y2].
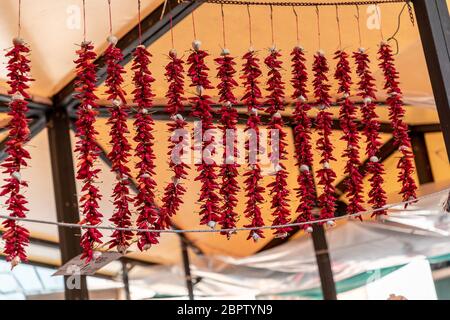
[179, 236, 194, 300]
[411, 131, 434, 184]
[121, 259, 131, 300]
[311, 224, 337, 300]
[47, 106, 89, 300]
[413, 0, 450, 161]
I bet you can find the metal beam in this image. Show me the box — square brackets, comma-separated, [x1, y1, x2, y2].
[334, 137, 397, 196]
[0, 113, 47, 162]
[311, 224, 337, 300]
[72, 104, 443, 135]
[411, 131, 434, 184]
[46, 104, 89, 300]
[121, 259, 131, 300]
[55, 0, 202, 109]
[180, 236, 194, 300]
[413, 0, 450, 161]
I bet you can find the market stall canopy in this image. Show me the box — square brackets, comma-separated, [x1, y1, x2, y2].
[0, 0, 450, 278]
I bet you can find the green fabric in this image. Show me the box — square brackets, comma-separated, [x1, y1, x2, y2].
[276, 265, 401, 299]
[435, 277, 450, 300]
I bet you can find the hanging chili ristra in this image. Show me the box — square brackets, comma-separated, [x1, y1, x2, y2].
[291, 46, 315, 233]
[132, 45, 159, 251]
[313, 50, 337, 224]
[378, 42, 417, 204]
[187, 40, 220, 228]
[334, 49, 364, 218]
[74, 40, 103, 262]
[353, 48, 387, 216]
[215, 48, 240, 238]
[104, 36, 133, 253]
[264, 46, 291, 238]
[1, 37, 33, 268]
[160, 49, 189, 231]
[241, 49, 266, 241]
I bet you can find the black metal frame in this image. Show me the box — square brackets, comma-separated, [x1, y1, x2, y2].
[413, 0, 450, 161]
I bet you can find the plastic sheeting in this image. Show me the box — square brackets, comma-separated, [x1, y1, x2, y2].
[129, 189, 450, 298]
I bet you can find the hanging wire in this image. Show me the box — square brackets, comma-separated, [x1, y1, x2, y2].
[315, 5, 321, 49]
[0, 189, 446, 234]
[108, 0, 113, 36]
[160, 0, 169, 20]
[170, 15, 174, 49]
[335, 4, 342, 50]
[82, 0, 87, 41]
[246, 4, 253, 48]
[191, 10, 197, 39]
[269, 4, 274, 46]
[18, 0, 22, 38]
[375, 3, 385, 41]
[220, 3, 227, 48]
[137, 0, 142, 44]
[292, 6, 300, 46]
[355, 4, 362, 48]
[387, 1, 416, 54]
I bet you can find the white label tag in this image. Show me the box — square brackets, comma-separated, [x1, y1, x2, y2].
[52, 252, 123, 276]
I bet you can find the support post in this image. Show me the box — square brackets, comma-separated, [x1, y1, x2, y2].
[311, 225, 337, 300]
[121, 259, 131, 300]
[47, 106, 88, 300]
[179, 236, 194, 300]
[413, 0, 450, 161]
[411, 131, 434, 184]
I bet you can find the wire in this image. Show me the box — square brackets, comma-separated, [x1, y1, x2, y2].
[375, 3, 384, 41]
[1, 189, 448, 235]
[315, 5, 321, 49]
[138, 0, 142, 44]
[292, 6, 300, 46]
[269, 4, 274, 46]
[355, 4, 362, 47]
[181, 0, 410, 7]
[220, 3, 226, 48]
[335, 4, 342, 49]
[82, 0, 86, 41]
[192, 10, 197, 39]
[18, 0, 22, 38]
[108, 0, 112, 35]
[247, 4, 252, 47]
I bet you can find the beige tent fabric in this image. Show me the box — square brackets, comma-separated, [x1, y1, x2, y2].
[0, 0, 164, 98]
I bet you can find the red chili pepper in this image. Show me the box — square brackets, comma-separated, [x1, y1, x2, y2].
[73, 41, 103, 262]
[378, 43, 417, 205]
[334, 50, 364, 218]
[291, 46, 315, 232]
[313, 51, 337, 222]
[215, 50, 240, 238]
[132, 45, 159, 251]
[187, 42, 221, 227]
[264, 48, 291, 238]
[241, 50, 266, 241]
[104, 42, 133, 251]
[353, 48, 387, 216]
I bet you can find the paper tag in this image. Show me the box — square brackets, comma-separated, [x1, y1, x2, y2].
[52, 251, 123, 276]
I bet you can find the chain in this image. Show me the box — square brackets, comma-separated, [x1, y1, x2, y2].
[181, 0, 410, 7]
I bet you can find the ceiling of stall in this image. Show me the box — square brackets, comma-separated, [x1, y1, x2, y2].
[0, 0, 450, 274]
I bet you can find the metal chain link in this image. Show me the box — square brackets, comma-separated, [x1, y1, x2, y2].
[181, 0, 410, 8]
